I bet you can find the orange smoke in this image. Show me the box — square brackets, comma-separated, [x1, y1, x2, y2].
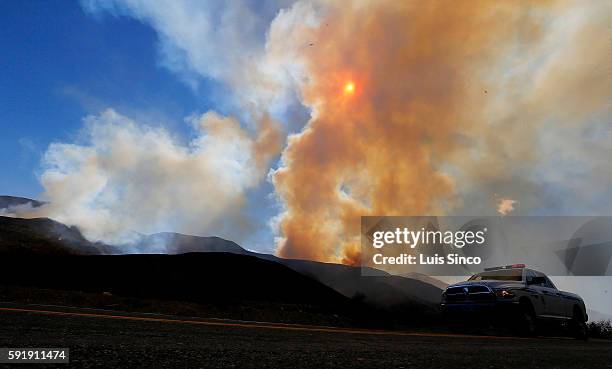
[271, 0, 610, 264]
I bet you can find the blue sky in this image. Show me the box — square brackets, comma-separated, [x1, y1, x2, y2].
[0, 1, 210, 198]
[0, 1, 294, 254]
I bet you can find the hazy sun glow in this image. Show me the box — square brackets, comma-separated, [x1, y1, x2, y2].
[343, 82, 355, 94]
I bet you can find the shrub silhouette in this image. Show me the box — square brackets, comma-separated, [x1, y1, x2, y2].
[587, 320, 612, 339]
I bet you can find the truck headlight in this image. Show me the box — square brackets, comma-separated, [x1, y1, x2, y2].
[494, 289, 515, 298]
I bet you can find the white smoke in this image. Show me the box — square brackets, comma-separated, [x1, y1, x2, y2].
[81, 0, 300, 112]
[15, 109, 279, 244]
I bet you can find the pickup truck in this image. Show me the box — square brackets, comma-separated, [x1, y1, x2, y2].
[440, 264, 588, 338]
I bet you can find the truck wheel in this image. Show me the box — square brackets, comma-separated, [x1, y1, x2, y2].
[517, 301, 537, 337]
[570, 307, 588, 340]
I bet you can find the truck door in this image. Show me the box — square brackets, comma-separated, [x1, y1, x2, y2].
[543, 276, 570, 318]
[526, 270, 557, 317]
[537, 272, 566, 318]
[525, 270, 546, 316]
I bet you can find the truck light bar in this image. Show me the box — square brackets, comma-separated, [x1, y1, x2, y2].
[484, 264, 526, 271]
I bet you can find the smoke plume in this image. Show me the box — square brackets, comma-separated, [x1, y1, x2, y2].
[15, 109, 281, 244]
[269, 0, 612, 263]
[12, 0, 611, 259]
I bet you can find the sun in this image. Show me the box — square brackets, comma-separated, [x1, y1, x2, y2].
[343, 81, 355, 94]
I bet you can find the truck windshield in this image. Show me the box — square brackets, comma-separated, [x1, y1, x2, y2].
[468, 269, 522, 281]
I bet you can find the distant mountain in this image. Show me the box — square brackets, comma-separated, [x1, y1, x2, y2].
[132, 232, 247, 255]
[0, 216, 117, 255]
[0, 196, 43, 210]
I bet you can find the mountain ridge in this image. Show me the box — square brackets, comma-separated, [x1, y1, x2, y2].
[0, 196, 444, 311]
[0, 196, 44, 210]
